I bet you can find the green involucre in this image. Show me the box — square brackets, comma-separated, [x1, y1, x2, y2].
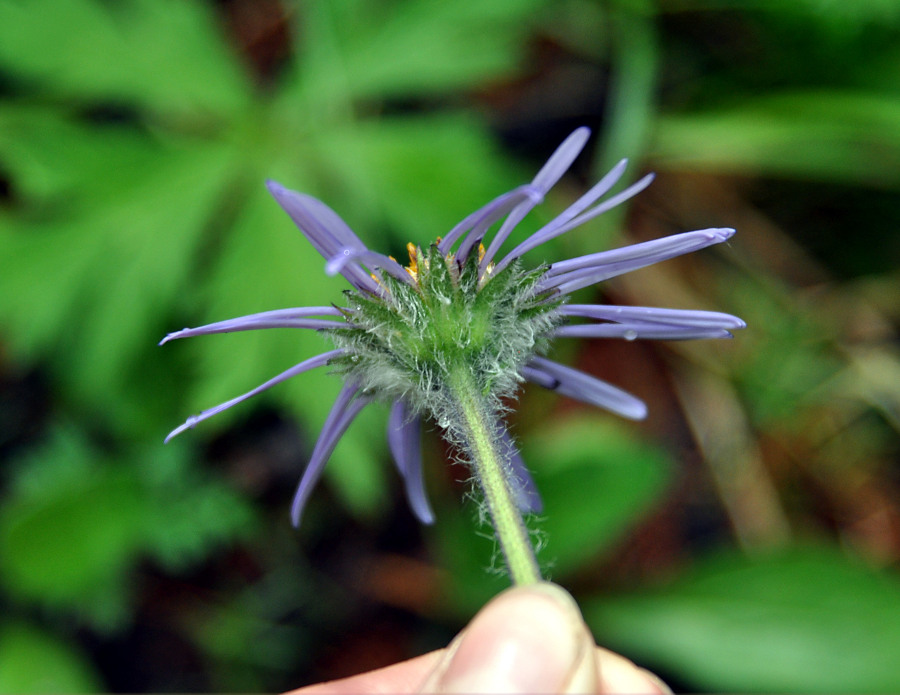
[328, 243, 560, 424]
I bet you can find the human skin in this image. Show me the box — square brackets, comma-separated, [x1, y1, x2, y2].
[289, 582, 670, 694]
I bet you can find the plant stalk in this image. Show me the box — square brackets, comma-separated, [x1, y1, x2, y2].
[448, 367, 541, 585]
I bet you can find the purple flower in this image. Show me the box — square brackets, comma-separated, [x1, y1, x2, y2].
[162, 127, 744, 527]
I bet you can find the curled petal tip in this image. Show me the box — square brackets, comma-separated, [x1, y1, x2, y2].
[325, 249, 352, 276]
[159, 327, 192, 345]
[525, 184, 544, 205]
[163, 421, 189, 444]
[158, 329, 188, 346]
[711, 227, 736, 241]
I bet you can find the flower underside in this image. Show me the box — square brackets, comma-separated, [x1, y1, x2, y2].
[161, 126, 745, 534]
[331, 241, 560, 426]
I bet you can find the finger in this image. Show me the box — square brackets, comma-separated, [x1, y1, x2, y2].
[418, 582, 598, 693]
[286, 651, 443, 694]
[595, 647, 672, 694]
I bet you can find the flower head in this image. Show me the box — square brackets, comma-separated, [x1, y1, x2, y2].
[162, 127, 744, 528]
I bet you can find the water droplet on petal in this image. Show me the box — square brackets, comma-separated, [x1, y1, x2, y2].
[624, 329, 638, 341]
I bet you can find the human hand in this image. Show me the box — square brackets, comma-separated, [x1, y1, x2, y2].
[290, 582, 670, 694]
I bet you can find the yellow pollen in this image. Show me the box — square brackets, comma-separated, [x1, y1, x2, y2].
[404, 242, 419, 280]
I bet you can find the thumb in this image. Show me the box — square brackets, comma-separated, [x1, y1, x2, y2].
[418, 582, 598, 694]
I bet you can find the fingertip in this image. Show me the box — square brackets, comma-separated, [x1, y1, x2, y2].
[420, 582, 597, 694]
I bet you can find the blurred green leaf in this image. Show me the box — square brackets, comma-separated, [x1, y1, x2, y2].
[138, 441, 258, 572]
[0, 105, 154, 200]
[653, 92, 900, 188]
[317, 117, 522, 245]
[664, 0, 900, 29]
[524, 415, 672, 576]
[0, 0, 249, 114]
[291, 0, 541, 103]
[431, 497, 516, 617]
[0, 432, 145, 625]
[726, 274, 842, 426]
[0, 622, 103, 693]
[584, 546, 900, 693]
[0, 430, 255, 627]
[0, 126, 240, 433]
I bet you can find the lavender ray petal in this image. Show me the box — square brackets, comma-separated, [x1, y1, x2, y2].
[555, 158, 629, 221]
[473, 198, 538, 271]
[266, 180, 379, 293]
[452, 127, 590, 263]
[159, 307, 345, 345]
[438, 185, 542, 257]
[387, 401, 435, 525]
[266, 180, 367, 252]
[559, 304, 747, 329]
[456, 191, 540, 265]
[531, 127, 591, 190]
[326, 247, 415, 287]
[554, 173, 654, 234]
[495, 173, 655, 274]
[554, 323, 734, 340]
[499, 425, 542, 514]
[291, 382, 371, 527]
[478, 132, 601, 271]
[544, 227, 734, 279]
[523, 356, 647, 420]
[514, 159, 629, 253]
[164, 349, 344, 443]
[541, 228, 735, 295]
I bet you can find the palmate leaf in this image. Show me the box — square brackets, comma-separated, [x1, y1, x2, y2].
[314, 116, 524, 247]
[287, 0, 542, 103]
[0, 0, 249, 114]
[0, 119, 240, 433]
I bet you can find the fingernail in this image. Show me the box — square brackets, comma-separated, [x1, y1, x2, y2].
[425, 583, 596, 694]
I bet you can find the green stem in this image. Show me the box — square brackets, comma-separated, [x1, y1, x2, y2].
[449, 367, 541, 585]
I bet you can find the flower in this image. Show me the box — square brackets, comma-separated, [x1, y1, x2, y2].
[162, 127, 744, 528]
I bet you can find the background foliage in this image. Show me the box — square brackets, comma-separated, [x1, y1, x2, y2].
[1, 0, 899, 692]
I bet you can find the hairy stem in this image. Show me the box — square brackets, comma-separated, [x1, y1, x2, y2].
[448, 367, 541, 585]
